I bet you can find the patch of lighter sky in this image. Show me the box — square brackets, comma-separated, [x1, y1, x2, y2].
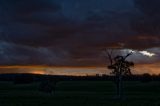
[121, 49, 156, 57]
[139, 51, 156, 57]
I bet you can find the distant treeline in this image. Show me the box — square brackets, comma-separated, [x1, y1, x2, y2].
[0, 73, 158, 84]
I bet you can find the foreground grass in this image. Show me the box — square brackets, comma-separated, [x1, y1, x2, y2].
[0, 81, 160, 106]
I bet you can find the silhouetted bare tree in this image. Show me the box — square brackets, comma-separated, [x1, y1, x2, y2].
[106, 49, 134, 99]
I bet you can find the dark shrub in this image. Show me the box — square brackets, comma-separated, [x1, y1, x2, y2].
[38, 80, 57, 94]
[141, 73, 152, 83]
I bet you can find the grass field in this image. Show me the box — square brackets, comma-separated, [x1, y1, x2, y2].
[0, 81, 160, 106]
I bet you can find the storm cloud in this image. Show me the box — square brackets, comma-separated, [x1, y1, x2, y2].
[130, 0, 160, 49]
[0, 0, 159, 66]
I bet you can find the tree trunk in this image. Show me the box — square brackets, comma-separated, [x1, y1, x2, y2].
[116, 75, 123, 99]
[119, 75, 122, 98]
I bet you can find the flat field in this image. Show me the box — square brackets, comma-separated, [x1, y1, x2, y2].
[0, 81, 160, 106]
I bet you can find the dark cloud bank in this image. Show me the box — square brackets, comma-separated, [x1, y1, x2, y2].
[0, 0, 159, 66]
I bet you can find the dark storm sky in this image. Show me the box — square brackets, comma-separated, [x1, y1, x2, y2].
[0, 0, 160, 67]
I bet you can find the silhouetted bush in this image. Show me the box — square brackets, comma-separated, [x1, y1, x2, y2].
[141, 73, 152, 83]
[38, 78, 58, 94]
[39, 80, 53, 93]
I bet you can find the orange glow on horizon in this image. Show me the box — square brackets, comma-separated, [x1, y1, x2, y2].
[30, 70, 45, 75]
[0, 65, 107, 76]
[0, 65, 102, 69]
[0, 63, 159, 75]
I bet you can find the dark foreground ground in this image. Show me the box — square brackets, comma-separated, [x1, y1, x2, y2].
[0, 81, 160, 106]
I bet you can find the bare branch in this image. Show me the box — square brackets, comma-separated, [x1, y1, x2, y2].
[105, 49, 113, 65]
[124, 52, 133, 60]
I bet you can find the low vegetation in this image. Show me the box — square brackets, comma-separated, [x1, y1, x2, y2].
[0, 80, 160, 106]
